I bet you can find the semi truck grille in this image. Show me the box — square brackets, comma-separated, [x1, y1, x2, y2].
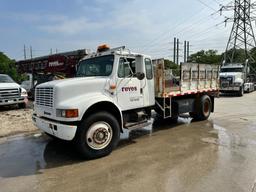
[36, 87, 54, 107]
[0, 89, 20, 99]
[220, 77, 233, 86]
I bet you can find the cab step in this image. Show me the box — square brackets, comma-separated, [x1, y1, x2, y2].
[125, 121, 152, 130]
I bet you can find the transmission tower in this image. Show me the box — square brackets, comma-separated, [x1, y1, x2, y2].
[220, 0, 256, 64]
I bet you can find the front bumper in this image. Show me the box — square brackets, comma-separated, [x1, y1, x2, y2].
[0, 97, 26, 106]
[32, 114, 77, 141]
[220, 86, 240, 92]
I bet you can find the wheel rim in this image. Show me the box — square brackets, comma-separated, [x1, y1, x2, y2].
[203, 100, 210, 116]
[86, 121, 113, 150]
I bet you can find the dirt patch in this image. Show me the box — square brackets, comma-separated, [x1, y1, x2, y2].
[0, 103, 37, 138]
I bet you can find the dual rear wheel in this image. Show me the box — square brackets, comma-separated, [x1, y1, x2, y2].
[190, 95, 212, 121]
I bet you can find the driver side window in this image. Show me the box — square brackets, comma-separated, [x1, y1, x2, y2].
[118, 57, 136, 78]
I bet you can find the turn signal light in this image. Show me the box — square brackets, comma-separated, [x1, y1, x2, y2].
[65, 109, 79, 118]
[57, 109, 79, 118]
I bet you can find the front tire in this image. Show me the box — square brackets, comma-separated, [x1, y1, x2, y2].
[238, 85, 244, 97]
[74, 111, 120, 159]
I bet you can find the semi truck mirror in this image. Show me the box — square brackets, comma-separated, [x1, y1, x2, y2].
[136, 72, 145, 80]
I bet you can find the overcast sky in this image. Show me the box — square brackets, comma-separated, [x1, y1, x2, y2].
[0, 0, 234, 61]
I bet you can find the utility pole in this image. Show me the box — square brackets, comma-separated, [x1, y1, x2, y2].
[220, 0, 256, 66]
[176, 38, 179, 65]
[50, 48, 53, 55]
[184, 41, 187, 63]
[173, 37, 176, 64]
[187, 41, 190, 61]
[23, 45, 27, 60]
[30, 46, 33, 59]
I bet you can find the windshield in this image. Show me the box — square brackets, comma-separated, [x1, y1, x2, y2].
[77, 55, 114, 77]
[0, 74, 15, 83]
[220, 68, 243, 73]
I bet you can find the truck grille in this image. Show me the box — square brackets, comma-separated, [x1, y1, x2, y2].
[36, 87, 54, 107]
[220, 76, 233, 86]
[0, 88, 20, 99]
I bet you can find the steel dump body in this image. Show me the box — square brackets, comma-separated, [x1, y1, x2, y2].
[153, 59, 220, 98]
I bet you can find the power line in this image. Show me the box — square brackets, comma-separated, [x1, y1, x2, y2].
[130, 7, 209, 51]
[195, 0, 218, 11]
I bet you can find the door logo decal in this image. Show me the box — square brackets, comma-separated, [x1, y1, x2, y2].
[121, 87, 137, 92]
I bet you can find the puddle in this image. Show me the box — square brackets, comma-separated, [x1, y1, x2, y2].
[0, 115, 195, 178]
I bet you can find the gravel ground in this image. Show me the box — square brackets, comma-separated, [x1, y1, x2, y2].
[0, 102, 37, 138]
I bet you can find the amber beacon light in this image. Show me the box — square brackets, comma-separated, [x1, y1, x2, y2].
[97, 44, 110, 52]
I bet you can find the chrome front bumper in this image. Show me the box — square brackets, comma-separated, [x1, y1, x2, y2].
[220, 86, 240, 91]
[0, 97, 26, 106]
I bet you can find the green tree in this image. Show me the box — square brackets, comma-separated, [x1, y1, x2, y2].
[0, 52, 24, 82]
[164, 59, 178, 69]
[250, 48, 256, 70]
[188, 50, 221, 64]
[164, 59, 179, 76]
[222, 48, 247, 63]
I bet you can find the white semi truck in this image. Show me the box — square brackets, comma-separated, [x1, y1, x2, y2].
[220, 61, 255, 96]
[32, 45, 219, 159]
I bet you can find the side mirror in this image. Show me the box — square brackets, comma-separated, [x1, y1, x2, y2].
[135, 72, 145, 80]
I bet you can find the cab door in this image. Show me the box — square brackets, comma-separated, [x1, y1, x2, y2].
[116, 57, 144, 111]
[142, 57, 155, 107]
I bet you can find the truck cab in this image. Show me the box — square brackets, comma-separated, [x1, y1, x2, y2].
[220, 62, 255, 96]
[33, 45, 155, 158]
[220, 64, 246, 96]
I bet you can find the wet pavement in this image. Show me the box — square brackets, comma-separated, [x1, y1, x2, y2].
[0, 92, 256, 192]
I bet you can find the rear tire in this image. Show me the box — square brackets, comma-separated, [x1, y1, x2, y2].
[74, 111, 120, 159]
[190, 95, 212, 121]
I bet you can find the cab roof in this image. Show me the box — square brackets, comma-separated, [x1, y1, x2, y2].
[221, 63, 244, 68]
[80, 46, 150, 61]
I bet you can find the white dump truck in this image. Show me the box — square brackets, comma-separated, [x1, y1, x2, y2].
[220, 62, 255, 96]
[0, 74, 27, 108]
[32, 45, 219, 159]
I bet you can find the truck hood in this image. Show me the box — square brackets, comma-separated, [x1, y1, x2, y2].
[220, 72, 242, 78]
[37, 77, 109, 107]
[0, 83, 20, 89]
[37, 77, 107, 88]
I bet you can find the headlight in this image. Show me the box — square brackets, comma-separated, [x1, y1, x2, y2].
[21, 88, 28, 97]
[56, 109, 79, 118]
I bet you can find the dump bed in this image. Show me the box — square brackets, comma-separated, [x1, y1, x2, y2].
[153, 59, 220, 97]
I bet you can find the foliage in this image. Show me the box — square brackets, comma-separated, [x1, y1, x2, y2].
[188, 50, 222, 64]
[0, 52, 25, 83]
[250, 48, 256, 70]
[222, 48, 256, 71]
[164, 59, 180, 76]
[222, 48, 247, 63]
